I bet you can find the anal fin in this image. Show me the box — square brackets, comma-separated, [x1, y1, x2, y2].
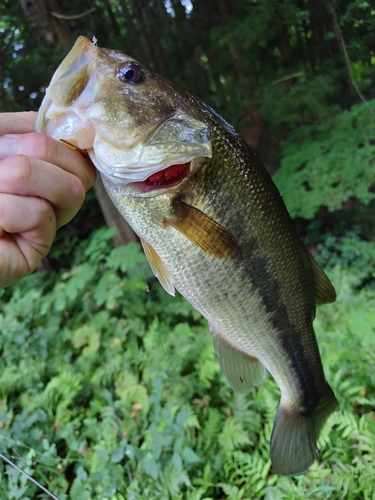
[140, 238, 175, 296]
[210, 324, 266, 393]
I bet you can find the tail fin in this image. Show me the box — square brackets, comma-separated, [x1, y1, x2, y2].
[270, 384, 338, 476]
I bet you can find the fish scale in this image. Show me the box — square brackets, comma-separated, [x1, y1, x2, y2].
[36, 35, 338, 476]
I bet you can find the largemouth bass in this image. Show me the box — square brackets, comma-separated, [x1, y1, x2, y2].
[36, 36, 338, 476]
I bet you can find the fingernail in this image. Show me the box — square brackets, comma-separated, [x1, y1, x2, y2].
[0, 136, 18, 160]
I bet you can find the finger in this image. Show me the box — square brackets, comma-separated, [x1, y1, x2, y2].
[0, 132, 97, 191]
[0, 112, 37, 136]
[0, 154, 86, 228]
[0, 193, 56, 288]
[0, 192, 56, 239]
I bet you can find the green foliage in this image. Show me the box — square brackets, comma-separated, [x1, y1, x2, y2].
[259, 74, 340, 133]
[315, 229, 375, 290]
[273, 100, 375, 219]
[1, 227, 375, 498]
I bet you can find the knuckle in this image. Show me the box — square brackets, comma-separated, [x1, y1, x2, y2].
[70, 175, 86, 207]
[14, 154, 33, 184]
[28, 196, 50, 221]
[24, 132, 51, 159]
[34, 133, 51, 158]
[32, 199, 57, 251]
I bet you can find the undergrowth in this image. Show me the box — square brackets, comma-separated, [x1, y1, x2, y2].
[0, 226, 374, 499]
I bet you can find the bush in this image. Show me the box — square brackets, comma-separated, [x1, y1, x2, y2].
[273, 100, 375, 219]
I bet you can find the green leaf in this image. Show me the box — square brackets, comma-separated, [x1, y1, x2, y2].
[175, 409, 190, 426]
[143, 457, 159, 480]
[111, 445, 126, 464]
[172, 452, 183, 471]
[182, 446, 202, 464]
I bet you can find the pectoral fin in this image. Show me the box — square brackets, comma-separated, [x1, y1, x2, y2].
[140, 238, 175, 296]
[211, 325, 266, 393]
[307, 253, 336, 305]
[165, 199, 238, 259]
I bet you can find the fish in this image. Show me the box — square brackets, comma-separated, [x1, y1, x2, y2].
[35, 36, 338, 476]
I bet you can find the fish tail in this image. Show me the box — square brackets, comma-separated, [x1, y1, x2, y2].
[270, 384, 338, 476]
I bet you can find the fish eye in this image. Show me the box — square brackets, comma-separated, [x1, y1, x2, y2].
[116, 62, 144, 84]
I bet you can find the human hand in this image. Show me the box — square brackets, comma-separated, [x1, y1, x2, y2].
[0, 111, 97, 288]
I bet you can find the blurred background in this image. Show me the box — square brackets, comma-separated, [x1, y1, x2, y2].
[0, 1, 375, 498]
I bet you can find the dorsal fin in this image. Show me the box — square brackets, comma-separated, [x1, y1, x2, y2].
[307, 252, 336, 305]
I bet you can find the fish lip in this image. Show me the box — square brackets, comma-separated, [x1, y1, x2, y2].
[53, 36, 96, 81]
[35, 36, 97, 134]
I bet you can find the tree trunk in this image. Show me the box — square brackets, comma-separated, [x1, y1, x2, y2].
[129, 0, 159, 69]
[155, 0, 175, 38]
[118, 0, 150, 64]
[102, 0, 121, 38]
[19, 0, 71, 46]
[140, 0, 168, 74]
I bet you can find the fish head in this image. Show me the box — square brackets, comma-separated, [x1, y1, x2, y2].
[36, 36, 212, 195]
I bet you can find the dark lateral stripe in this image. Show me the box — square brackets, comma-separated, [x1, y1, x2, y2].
[194, 139, 322, 411]
[233, 236, 321, 412]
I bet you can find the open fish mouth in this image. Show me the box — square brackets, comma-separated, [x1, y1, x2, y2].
[141, 162, 191, 190]
[97, 159, 193, 195]
[85, 109, 211, 194]
[87, 141, 201, 194]
[55, 137, 195, 194]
